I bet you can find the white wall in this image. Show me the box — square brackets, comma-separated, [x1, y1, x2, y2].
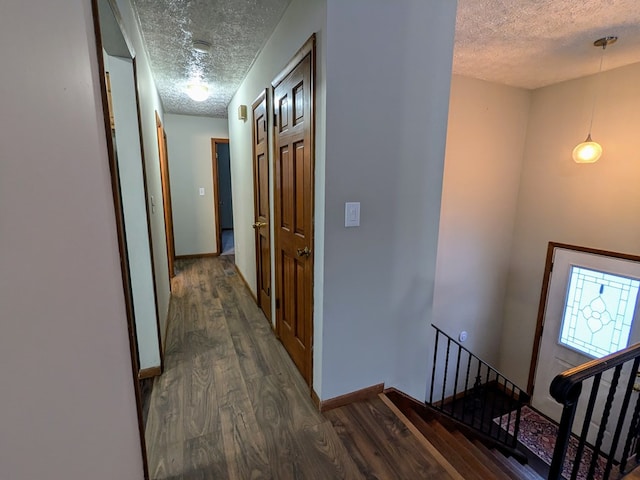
[115, 0, 171, 345]
[164, 114, 229, 256]
[227, 0, 327, 385]
[499, 62, 640, 387]
[0, 0, 143, 478]
[432, 75, 530, 365]
[320, 0, 457, 400]
[109, 55, 161, 370]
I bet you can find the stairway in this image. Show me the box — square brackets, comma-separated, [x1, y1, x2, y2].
[384, 389, 544, 479]
[403, 407, 543, 479]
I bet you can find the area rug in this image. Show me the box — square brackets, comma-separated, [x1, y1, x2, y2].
[493, 406, 609, 480]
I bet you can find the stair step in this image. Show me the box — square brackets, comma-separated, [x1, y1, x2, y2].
[470, 439, 523, 480]
[484, 444, 540, 480]
[414, 410, 509, 480]
[405, 410, 486, 479]
[505, 455, 544, 480]
[449, 431, 513, 480]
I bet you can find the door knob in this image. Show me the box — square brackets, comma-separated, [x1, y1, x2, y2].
[296, 246, 311, 257]
[252, 221, 267, 229]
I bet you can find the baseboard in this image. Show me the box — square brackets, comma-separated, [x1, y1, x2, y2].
[318, 383, 385, 412]
[234, 264, 258, 303]
[175, 252, 217, 260]
[138, 366, 161, 379]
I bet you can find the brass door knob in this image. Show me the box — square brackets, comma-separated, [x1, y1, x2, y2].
[296, 246, 311, 257]
[252, 221, 267, 229]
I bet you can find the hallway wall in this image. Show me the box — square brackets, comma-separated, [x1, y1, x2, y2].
[164, 114, 229, 256]
[500, 61, 640, 387]
[0, 0, 143, 478]
[108, 54, 161, 371]
[433, 75, 530, 365]
[115, 0, 171, 344]
[227, 0, 327, 386]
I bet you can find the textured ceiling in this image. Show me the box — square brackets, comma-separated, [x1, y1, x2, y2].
[132, 0, 640, 118]
[454, 0, 640, 89]
[131, 0, 291, 117]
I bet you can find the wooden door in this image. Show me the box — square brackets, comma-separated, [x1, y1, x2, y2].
[531, 245, 640, 454]
[155, 112, 175, 280]
[252, 90, 271, 321]
[272, 36, 315, 385]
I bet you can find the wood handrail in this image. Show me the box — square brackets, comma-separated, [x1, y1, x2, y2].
[549, 342, 640, 405]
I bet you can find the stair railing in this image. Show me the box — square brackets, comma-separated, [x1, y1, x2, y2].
[428, 324, 530, 449]
[549, 342, 640, 480]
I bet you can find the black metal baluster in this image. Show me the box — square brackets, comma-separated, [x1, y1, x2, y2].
[451, 343, 462, 420]
[470, 359, 482, 430]
[462, 351, 472, 416]
[487, 371, 500, 440]
[429, 330, 439, 405]
[587, 365, 622, 480]
[621, 375, 640, 473]
[479, 364, 491, 434]
[503, 381, 514, 446]
[549, 396, 580, 480]
[512, 387, 523, 449]
[570, 373, 601, 480]
[605, 358, 640, 478]
[440, 338, 451, 412]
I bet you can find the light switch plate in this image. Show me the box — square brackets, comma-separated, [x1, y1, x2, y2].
[345, 202, 360, 227]
[199, 187, 205, 196]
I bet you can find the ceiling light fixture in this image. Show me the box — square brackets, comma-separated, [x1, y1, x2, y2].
[572, 35, 617, 164]
[186, 81, 209, 102]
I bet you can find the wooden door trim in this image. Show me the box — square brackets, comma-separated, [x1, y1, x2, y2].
[91, 0, 149, 477]
[156, 112, 175, 280]
[211, 138, 230, 256]
[271, 34, 316, 387]
[527, 241, 640, 395]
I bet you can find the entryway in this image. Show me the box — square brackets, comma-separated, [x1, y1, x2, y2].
[212, 138, 234, 256]
[529, 243, 640, 456]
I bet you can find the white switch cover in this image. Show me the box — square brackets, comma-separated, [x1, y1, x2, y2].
[345, 202, 360, 227]
[199, 187, 205, 196]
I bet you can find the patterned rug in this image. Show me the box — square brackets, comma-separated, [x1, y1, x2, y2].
[493, 406, 609, 480]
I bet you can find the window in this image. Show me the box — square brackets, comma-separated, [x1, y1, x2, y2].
[559, 266, 640, 358]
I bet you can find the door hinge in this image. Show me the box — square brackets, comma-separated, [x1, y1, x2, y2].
[273, 112, 277, 126]
[266, 287, 270, 296]
[550, 261, 554, 273]
[275, 298, 280, 309]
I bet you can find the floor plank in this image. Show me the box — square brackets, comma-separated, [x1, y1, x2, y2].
[144, 256, 453, 479]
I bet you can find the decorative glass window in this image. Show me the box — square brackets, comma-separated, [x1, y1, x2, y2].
[559, 266, 640, 358]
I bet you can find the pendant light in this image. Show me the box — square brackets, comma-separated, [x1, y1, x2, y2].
[572, 36, 617, 164]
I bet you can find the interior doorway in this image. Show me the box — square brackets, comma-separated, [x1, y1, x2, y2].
[212, 138, 233, 255]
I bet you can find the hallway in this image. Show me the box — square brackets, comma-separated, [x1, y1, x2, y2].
[144, 256, 362, 479]
[144, 257, 455, 479]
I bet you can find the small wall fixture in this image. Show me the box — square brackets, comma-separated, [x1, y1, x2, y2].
[238, 104, 247, 121]
[186, 81, 209, 102]
[572, 36, 617, 164]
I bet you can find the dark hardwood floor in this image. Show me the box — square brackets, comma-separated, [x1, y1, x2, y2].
[144, 256, 455, 479]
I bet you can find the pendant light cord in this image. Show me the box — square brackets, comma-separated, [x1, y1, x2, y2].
[588, 44, 607, 135]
